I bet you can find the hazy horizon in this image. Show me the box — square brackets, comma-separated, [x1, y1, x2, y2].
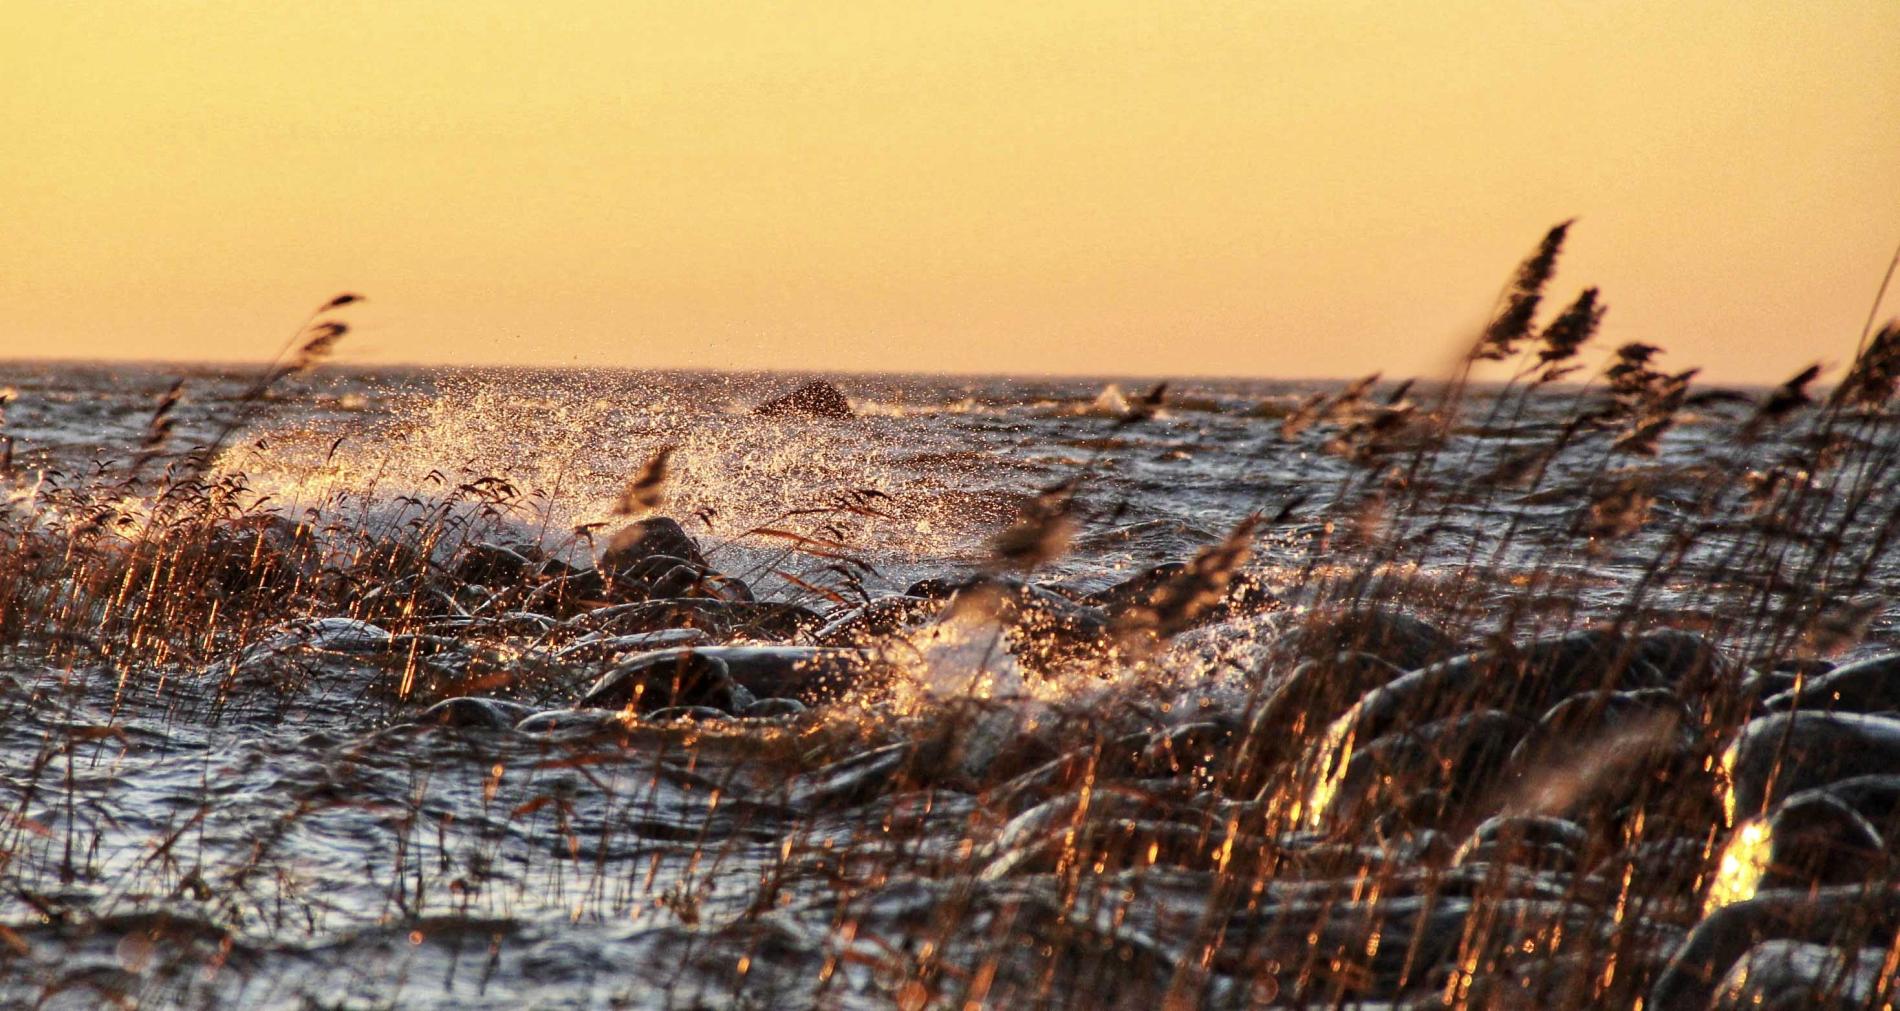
[7, 1, 1898, 383]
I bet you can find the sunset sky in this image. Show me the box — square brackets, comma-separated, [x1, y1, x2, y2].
[5, 2, 1897, 382]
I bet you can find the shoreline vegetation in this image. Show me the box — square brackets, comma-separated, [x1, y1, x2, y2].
[4, 224, 1900, 1007]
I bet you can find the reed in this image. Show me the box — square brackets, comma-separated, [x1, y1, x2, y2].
[2, 234, 1897, 1009]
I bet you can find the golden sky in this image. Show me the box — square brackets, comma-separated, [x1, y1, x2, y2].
[5, 1, 1897, 382]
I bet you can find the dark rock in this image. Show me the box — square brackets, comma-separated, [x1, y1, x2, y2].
[948, 578, 1112, 674]
[784, 743, 911, 809]
[1313, 709, 1531, 830]
[1136, 720, 1237, 779]
[904, 577, 969, 600]
[514, 708, 634, 737]
[203, 514, 318, 596]
[561, 598, 822, 641]
[643, 705, 732, 723]
[754, 379, 853, 419]
[1232, 651, 1409, 799]
[1794, 773, 1900, 834]
[1632, 628, 1729, 689]
[418, 696, 537, 730]
[552, 627, 710, 663]
[809, 595, 942, 646]
[1325, 629, 1670, 752]
[1754, 792, 1887, 893]
[583, 645, 880, 706]
[1724, 712, 1900, 820]
[741, 697, 807, 719]
[1451, 814, 1587, 872]
[1764, 653, 1900, 716]
[452, 542, 537, 587]
[1709, 941, 1893, 1010]
[579, 650, 738, 713]
[599, 518, 708, 576]
[1651, 885, 1900, 1011]
[1282, 606, 1462, 672]
[1085, 563, 1279, 629]
[1493, 688, 1691, 820]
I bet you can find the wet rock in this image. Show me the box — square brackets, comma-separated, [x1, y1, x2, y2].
[583, 645, 880, 706]
[950, 578, 1112, 673]
[1232, 651, 1409, 797]
[754, 379, 853, 419]
[809, 595, 942, 646]
[1451, 814, 1588, 872]
[784, 743, 910, 809]
[1723, 711, 1900, 819]
[1493, 688, 1690, 820]
[237, 618, 394, 666]
[202, 514, 318, 596]
[1710, 940, 1893, 1010]
[1707, 780, 1899, 915]
[1633, 628, 1730, 689]
[552, 627, 710, 663]
[514, 708, 633, 737]
[1282, 606, 1462, 672]
[1323, 629, 1671, 754]
[580, 650, 738, 713]
[1753, 792, 1886, 893]
[904, 576, 970, 600]
[562, 598, 822, 642]
[740, 697, 806, 719]
[1315, 710, 1531, 830]
[1798, 773, 1900, 832]
[643, 705, 732, 723]
[1650, 884, 1900, 1010]
[1763, 652, 1900, 716]
[418, 696, 536, 729]
[1137, 720, 1236, 779]
[452, 541, 538, 587]
[1085, 562, 1279, 629]
[599, 517, 708, 575]
[912, 698, 1062, 787]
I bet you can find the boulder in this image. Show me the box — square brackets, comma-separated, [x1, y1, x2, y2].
[1280, 606, 1462, 673]
[581, 645, 880, 706]
[579, 650, 739, 713]
[1764, 653, 1900, 716]
[1723, 711, 1900, 819]
[599, 517, 707, 573]
[754, 379, 853, 419]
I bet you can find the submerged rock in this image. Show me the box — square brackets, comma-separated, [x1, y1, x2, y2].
[418, 696, 537, 730]
[754, 379, 853, 419]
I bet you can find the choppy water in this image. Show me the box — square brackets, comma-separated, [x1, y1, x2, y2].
[2, 361, 1898, 1009]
